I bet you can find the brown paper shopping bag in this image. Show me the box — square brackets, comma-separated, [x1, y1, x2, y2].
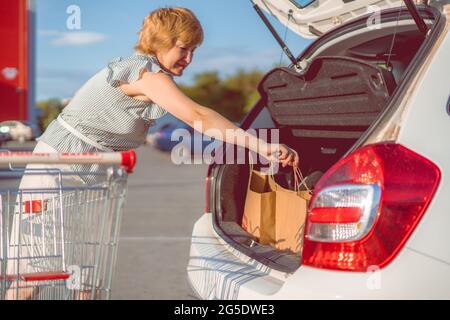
[241, 169, 275, 239]
[262, 167, 312, 254]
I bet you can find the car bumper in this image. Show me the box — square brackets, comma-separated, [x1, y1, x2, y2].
[187, 214, 450, 299]
[186, 213, 286, 300]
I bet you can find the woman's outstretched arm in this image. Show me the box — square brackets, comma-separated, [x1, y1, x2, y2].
[133, 71, 299, 167]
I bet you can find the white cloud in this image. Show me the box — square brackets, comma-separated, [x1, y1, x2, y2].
[52, 32, 107, 46]
[38, 29, 107, 46]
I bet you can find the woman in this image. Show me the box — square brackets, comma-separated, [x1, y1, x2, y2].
[36, 7, 298, 171]
[7, 7, 298, 299]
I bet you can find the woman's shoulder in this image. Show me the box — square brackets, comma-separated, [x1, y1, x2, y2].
[106, 52, 169, 86]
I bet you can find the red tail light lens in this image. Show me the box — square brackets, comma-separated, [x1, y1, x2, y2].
[308, 207, 362, 224]
[302, 143, 441, 271]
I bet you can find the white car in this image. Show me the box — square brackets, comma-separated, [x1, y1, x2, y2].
[187, 0, 450, 299]
[0, 120, 33, 143]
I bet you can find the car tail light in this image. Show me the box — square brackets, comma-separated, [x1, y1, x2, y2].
[302, 143, 440, 272]
[307, 184, 381, 242]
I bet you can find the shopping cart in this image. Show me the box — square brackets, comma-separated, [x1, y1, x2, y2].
[0, 150, 136, 300]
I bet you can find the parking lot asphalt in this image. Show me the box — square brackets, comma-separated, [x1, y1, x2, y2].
[111, 145, 208, 299]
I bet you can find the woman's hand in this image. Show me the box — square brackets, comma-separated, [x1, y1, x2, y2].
[263, 143, 299, 168]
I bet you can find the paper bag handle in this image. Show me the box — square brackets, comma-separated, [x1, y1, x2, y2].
[247, 150, 311, 194]
[268, 165, 311, 193]
[293, 166, 312, 194]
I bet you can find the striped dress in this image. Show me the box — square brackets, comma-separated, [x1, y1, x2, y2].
[38, 52, 169, 183]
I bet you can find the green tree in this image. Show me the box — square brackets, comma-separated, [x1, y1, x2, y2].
[224, 69, 263, 115]
[179, 69, 264, 122]
[36, 98, 65, 131]
[224, 69, 263, 100]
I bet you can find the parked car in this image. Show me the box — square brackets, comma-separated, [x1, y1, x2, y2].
[147, 121, 186, 152]
[22, 121, 41, 140]
[187, 0, 450, 299]
[147, 114, 227, 162]
[0, 120, 33, 143]
[146, 113, 183, 149]
[0, 132, 12, 146]
[174, 125, 225, 163]
[174, 121, 241, 163]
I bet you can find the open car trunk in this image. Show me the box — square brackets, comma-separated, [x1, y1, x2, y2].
[210, 6, 440, 273]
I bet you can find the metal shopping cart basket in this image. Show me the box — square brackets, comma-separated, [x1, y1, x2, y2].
[0, 150, 136, 300]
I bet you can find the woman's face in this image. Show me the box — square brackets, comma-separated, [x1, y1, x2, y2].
[156, 40, 197, 76]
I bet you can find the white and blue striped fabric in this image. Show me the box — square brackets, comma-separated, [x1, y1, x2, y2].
[38, 53, 169, 183]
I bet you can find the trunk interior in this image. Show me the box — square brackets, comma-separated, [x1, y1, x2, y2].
[211, 8, 439, 273]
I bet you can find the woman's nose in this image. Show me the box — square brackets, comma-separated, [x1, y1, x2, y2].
[184, 51, 193, 64]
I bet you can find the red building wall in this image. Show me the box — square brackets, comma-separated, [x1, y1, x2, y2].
[0, 0, 29, 121]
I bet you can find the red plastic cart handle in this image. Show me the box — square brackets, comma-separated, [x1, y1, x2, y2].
[0, 150, 137, 174]
[24, 200, 47, 214]
[121, 150, 137, 173]
[0, 271, 71, 282]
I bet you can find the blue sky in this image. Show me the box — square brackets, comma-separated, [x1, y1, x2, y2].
[36, 0, 312, 100]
